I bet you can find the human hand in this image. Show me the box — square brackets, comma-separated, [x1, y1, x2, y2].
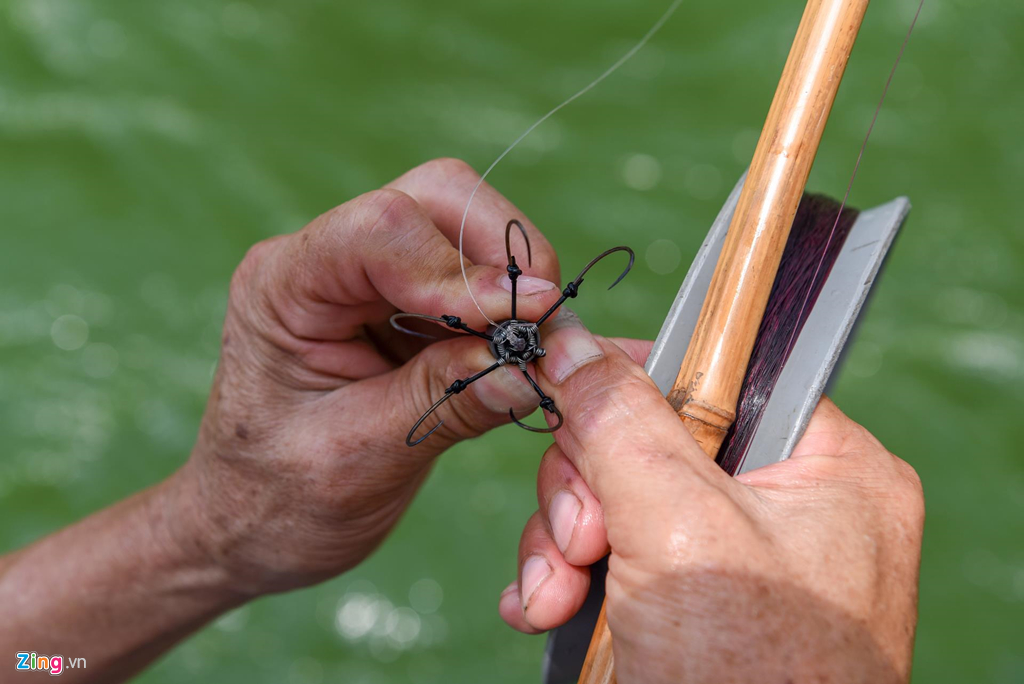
[499, 316, 924, 683]
[170, 158, 567, 596]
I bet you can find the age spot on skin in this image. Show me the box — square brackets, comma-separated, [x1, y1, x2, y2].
[235, 423, 250, 440]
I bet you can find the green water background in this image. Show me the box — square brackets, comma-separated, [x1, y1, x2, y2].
[1, 0, 1021, 681]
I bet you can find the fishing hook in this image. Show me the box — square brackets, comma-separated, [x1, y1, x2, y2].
[509, 399, 564, 433]
[505, 219, 534, 320]
[536, 245, 635, 326]
[508, 368, 564, 433]
[397, 220, 634, 447]
[406, 361, 504, 446]
[389, 313, 494, 341]
[505, 219, 533, 269]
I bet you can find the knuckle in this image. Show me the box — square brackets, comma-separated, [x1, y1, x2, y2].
[416, 157, 479, 185]
[795, 452, 848, 483]
[538, 444, 566, 479]
[891, 454, 925, 521]
[349, 188, 422, 243]
[346, 189, 447, 270]
[229, 237, 279, 303]
[893, 454, 922, 492]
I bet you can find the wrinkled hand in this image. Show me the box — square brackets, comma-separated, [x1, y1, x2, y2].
[499, 316, 924, 683]
[172, 158, 567, 595]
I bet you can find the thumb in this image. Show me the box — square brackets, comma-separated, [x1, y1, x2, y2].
[534, 312, 733, 514]
[342, 334, 544, 459]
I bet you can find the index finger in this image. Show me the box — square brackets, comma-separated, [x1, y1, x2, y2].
[263, 189, 561, 341]
[387, 158, 560, 282]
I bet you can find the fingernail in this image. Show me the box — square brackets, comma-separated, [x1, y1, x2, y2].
[499, 274, 557, 295]
[500, 580, 518, 599]
[541, 310, 604, 384]
[520, 555, 552, 610]
[549, 490, 581, 554]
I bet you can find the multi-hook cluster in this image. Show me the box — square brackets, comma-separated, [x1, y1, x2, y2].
[391, 220, 634, 447]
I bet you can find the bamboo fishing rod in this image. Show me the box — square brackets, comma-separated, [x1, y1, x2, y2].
[577, 0, 871, 681]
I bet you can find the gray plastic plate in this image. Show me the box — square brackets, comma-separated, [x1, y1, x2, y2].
[541, 176, 910, 683]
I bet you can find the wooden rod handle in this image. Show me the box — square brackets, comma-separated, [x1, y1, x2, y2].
[578, 0, 869, 681]
[578, 603, 616, 684]
[666, 0, 869, 456]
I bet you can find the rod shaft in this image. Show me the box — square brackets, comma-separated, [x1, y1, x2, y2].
[578, 0, 870, 680]
[666, 0, 870, 456]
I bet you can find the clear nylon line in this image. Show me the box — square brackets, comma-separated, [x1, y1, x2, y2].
[735, 0, 926, 474]
[782, 0, 927, 362]
[458, 0, 685, 325]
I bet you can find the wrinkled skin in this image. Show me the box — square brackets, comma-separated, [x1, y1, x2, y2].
[180, 157, 574, 594]
[0, 158, 923, 684]
[499, 318, 924, 683]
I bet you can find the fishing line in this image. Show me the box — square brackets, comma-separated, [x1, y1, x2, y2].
[458, 0, 685, 326]
[724, 0, 926, 473]
[782, 0, 926, 362]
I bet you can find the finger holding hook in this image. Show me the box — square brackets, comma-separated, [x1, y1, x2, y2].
[535, 246, 635, 326]
[406, 393, 456, 446]
[406, 361, 503, 447]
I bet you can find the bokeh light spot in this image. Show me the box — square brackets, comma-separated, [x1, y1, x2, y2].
[50, 315, 89, 351]
[385, 607, 421, 647]
[644, 239, 682, 275]
[408, 578, 443, 615]
[621, 153, 662, 191]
